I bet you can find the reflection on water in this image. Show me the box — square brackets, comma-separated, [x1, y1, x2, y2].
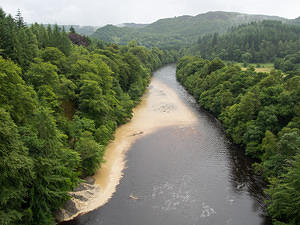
[61, 64, 271, 225]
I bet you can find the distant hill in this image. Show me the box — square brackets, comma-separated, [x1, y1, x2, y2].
[45, 24, 99, 36]
[91, 11, 296, 49]
[141, 11, 286, 35]
[28, 24, 99, 36]
[91, 25, 140, 44]
[292, 17, 300, 25]
[116, 23, 148, 29]
[60, 25, 99, 36]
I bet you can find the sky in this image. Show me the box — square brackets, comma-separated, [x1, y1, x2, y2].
[1, 0, 299, 26]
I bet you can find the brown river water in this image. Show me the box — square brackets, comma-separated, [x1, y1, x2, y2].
[60, 64, 271, 225]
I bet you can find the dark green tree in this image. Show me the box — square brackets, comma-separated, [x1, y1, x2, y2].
[0, 108, 34, 225]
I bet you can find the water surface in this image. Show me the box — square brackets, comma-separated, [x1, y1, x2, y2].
[62, 64, 270, 225]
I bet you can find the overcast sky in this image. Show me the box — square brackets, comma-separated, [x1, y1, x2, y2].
[1, 0, 299, 26]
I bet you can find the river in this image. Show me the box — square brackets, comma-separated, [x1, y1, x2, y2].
[61, 64, 271, 225]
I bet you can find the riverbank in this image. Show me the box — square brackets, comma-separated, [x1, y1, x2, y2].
[60, 64, 270, 225]
[57, 65, 198, 222]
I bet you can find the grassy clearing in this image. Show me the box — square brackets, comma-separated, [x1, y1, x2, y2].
[237, 62, 274, 73]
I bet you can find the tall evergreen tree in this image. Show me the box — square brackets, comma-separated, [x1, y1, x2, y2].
[14, 9, 25, 29]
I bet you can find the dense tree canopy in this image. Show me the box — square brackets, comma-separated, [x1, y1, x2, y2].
[192, 21, 300, 63]
[177, 56, 300, 225]
[91, 12, 297, 50]
[1, 6, 299, 225]
[0, 8, 178, 224]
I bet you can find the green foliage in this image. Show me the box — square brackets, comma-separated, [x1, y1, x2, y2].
[75, 131, 105, 176]
[177, 56, 300, 224]
[23, 107, 80, 224]
[0, 108, 34, 225]
[0, 56, 37, 124]
[274, 51, 300, 76]
[194, 21, 300, 63]
[258, 128, 300, 178]
[0, 7, 177, 224]
[25, 61, 59, 88]
[91, 12, 290, 50]
[40, 47, 68, 73]
[266, 151, 300, 225]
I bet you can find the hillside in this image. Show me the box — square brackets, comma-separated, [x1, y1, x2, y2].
[193, 20, 300, 63]
[91, 11, 293, 49]
[55, 24, 99, 35]
[116, 23, 148, 28]
[62, 25, 99, 35]
[141, 11, 286, 35]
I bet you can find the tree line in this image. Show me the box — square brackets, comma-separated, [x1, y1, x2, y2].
[0, 8, 178, 225]
[192, 20, 300, 64]
[91, 24, 189, 50]
[91, 12, 298, 51]
[176, 56, 300, 225]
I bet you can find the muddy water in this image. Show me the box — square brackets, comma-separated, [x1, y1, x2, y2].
[62, 64, 271, 225]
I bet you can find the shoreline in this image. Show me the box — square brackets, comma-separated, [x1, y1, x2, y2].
[57, 72, 198, 222]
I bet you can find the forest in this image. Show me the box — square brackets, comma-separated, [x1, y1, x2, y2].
[177, 20, 300, 225]
[0, 8, 177, 225]
[176, 56, 300, 224]
[193, 20, 300, 63]
[91, 11, 298, 50]
[1, 5, 300, 225]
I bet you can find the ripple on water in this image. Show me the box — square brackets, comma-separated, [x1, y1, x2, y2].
[60, 64, 271, 225]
